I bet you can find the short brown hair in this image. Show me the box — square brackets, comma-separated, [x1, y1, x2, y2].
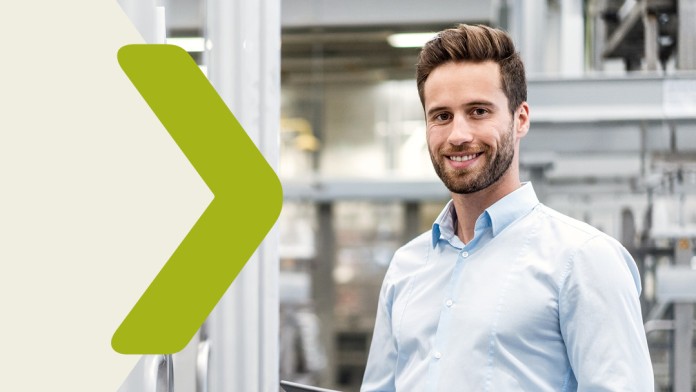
[416, 24, 526, 113]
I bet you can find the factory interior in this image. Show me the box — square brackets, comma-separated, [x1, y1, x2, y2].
[116, 0, 696, 391]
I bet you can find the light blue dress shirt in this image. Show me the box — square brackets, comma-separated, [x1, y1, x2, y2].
[362, 183, 654, 391]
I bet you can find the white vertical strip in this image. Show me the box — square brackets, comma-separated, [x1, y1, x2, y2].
[678, 0, 696, 70]
[204, 0, 281, 391]
[117, 0, 158, 43]
[545, 2, 561, 74]
[507, 0, 548, 76]
[559, 0, 585, 76]
[259, 0, 281, 390]
[155, 6, 166, 45]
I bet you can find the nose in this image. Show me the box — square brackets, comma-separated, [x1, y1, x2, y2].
[447, 116, 474, 146]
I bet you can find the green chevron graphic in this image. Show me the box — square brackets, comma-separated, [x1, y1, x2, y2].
[112, 44, 282, 354]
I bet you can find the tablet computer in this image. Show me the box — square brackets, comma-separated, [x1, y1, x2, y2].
[280, 380, 343, 392]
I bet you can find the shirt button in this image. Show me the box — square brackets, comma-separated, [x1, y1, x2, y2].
[433, 351, 442, 359]
[445, 299, 453, 307]
[461, 251, 469, 258]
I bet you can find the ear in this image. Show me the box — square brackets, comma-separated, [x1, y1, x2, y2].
[515, 102, 530, 138]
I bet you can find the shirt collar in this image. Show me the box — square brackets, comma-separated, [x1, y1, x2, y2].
[432, 182, 540, 248]
[432, 200, 457, 247]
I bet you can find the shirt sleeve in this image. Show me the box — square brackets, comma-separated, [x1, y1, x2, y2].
[361, 270, 398, 392]
[559, 235, 654, 391]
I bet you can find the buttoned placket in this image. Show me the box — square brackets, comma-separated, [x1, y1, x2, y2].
[426, 242, 474, 391]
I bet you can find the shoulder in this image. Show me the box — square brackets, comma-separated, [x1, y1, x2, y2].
[536, 204, 628, 253]
[383, 230, 433, 281]
[534, 205, 640, 293]
[395, 230, 433, 255]
[391, 230, 433, 265]
[530, 204, 633, 261]
[535, 204, 605, 244]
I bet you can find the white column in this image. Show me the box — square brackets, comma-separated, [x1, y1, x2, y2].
[678, 0, 696, 70]
[204, 0, 281, 392]
[507, 0, 585, 76]
[507, 0, 548, 76]
[117, 0, 162, 44]
[559, 0, 585, 76]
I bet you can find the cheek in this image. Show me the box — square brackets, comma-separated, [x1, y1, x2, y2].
[487, 124, 513, 147]
[476, 133, 498, 148]
[426, 126, 447, 143]
[425, 129, 437, 147]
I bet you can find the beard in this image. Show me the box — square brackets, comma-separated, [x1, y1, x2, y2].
[429, 123, 515, 194]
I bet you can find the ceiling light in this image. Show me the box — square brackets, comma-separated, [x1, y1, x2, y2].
[166, 37, 205, 52]
[387, 32, 437, 48]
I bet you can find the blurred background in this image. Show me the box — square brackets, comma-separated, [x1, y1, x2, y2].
[117, 0, 696, 391]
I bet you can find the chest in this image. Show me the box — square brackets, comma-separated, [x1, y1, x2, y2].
[391, 234, 566, 356]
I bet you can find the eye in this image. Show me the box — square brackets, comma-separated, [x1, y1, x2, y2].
[433, 112, 452, 122]
[471, 108, 489, 117]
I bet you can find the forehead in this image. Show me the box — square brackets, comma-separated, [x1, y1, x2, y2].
[423, 60, 504, 108]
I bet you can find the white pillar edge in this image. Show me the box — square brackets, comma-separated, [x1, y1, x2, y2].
[204, 0, 281, 391]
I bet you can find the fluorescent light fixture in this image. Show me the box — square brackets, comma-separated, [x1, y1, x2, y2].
[166, 37, 205, 52]
[387, 32, 437, 48]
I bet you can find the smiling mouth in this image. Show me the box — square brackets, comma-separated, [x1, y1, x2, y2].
[448, 153, 482, 162]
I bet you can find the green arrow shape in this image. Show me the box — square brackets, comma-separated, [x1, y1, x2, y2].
[112, 44, 283, 354]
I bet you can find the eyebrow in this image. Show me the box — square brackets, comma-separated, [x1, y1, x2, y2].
[466, 100, 496, 108]
[426, 100, 497, 117]
[426, 106, 449, 118]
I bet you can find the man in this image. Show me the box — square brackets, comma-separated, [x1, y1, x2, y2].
[361, 24, 653, 391]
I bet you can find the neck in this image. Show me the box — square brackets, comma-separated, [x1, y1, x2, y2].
[451, 174, 521, 243]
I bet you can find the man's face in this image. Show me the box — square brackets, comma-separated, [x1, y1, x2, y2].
[423, 60, 523, 194]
